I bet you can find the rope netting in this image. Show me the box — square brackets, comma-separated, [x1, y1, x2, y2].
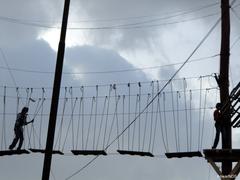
[0, 76, 219, 155]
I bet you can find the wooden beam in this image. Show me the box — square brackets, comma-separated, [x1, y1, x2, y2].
[208, 159, 223, 176]
[230, 161, 240, 176]
[219, 0, 232, 175]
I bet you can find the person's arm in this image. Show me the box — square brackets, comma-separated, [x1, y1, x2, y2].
[214, 110, 222, 121]
[23, 114, 34, 125]
[26, 119, 34, 125]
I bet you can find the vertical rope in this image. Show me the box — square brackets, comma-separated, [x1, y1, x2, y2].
[142, 93, 150, 151]
[122, 95, 125, 150]
[29, 98, 41, 149]
[132, 94, 139, 150]
[85, 97, 95, 150]
[62, 96, 78, 151]
[93, 85, 99, 150]
[113, 84, 120, 150]
[16, 87, 20, 115]
[106, 94, 120, 147]
[23, 88, 30, 148]
[170, 81, 178, 152]
[26, 88, 33, 148]
[138, 82, 141, 151]
[198, 76, 203, 150]
[116, 95, 120, 150]
[96, 96, 107, 149]
[103, 85, 112, 148]
[72, 97, 78, 149]
[163, 92, 169, 152]
[25, 88, 30, 106]
[189, 90, 192, 151]
[1, 86, 7, 150]
[159, 92, 167, 152]
[69, 87, 76, 150]
[80, 86, 84, 150]
[200, 88, 208, 149]
[183, 78, 189, 151]
[55, 87, 67, 150]
[39, 88, 45, 148]
[127, 83, 131, 150]
[30, 97, 46, 150]
[148, 81, 154, 152]
[76, 89, 83, 150]
[152, 81, 160, 153]
[176, 91, 181, 151]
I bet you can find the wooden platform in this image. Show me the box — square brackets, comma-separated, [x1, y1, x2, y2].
[165, 151, 202, 158]
[71, 150, 107, 156]
[204, 149, 240, 162]
[117, 150, 154, 157]
[29, 149, 64, 155]
[0, 149, 30, 156]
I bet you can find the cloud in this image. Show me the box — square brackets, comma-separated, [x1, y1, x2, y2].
[0, 37, 217, 180]
[1, 1, 240, 180]
[63, 45, 148, 85]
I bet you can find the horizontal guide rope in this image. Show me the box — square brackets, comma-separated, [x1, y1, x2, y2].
[0, 12, 219, 30]
[0, 2, 220, 24]
[0, 75, 214, 89]
[0, 87, 218, 100]
[0, 106, 214, 116]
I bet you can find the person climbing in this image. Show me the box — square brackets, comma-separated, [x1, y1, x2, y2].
[212, 103, 224, 149]
[9, 107, 34, 150]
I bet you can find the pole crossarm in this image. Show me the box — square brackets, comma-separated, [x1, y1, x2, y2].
[204, 150, 240, 179]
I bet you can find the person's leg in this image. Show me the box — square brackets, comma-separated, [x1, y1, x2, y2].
[9, 128, 20, 150]
[17, 129, 24, 150]
[212, 123, 221, 149]
[221, 125, 226, 146]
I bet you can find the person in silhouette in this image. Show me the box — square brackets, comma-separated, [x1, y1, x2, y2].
[212, 103, 224, 149]
[9, 107, 34, 150]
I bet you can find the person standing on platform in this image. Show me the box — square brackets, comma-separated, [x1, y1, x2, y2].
[9, 107, 34, 150]
[212, 103, 225, 149]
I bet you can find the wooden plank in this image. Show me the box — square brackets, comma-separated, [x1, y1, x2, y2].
[117, 150, 154, 157]
[71, 150, 107, 156]
[29, 149, 64, 155]
[165, 151, 202, 158]
[0, 149, 30, 156]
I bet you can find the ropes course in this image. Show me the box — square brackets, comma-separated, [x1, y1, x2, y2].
[0, 76, 220, 157]
[0, 1, 239, 179]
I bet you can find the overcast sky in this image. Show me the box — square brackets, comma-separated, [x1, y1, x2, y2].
[0, 0, 240, 180]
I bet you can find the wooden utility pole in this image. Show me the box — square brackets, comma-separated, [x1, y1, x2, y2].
[42, 0, 70, 180]
[219, 0, 232, 177]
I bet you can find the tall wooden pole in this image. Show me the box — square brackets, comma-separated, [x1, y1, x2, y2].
[219, 0, 232, 177]
[42, 0, 70, 180]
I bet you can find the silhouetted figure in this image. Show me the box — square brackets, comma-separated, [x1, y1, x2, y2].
[9, 107, 34, 150]
[212, 103, 225, 149]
